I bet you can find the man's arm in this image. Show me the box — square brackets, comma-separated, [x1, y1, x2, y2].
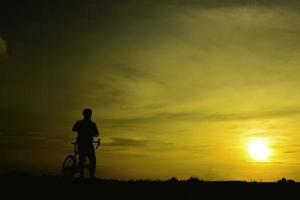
[93, 123, 99, 137]
[72, 121, 79, 132]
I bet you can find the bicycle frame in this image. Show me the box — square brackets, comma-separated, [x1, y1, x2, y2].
[71, 138, 100, 163]
[61, 138, 100, 177]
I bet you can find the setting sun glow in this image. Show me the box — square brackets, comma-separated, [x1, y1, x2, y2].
[248, 140, 271, 162]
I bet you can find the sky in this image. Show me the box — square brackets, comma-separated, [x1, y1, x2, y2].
[1, 0, 300, 181]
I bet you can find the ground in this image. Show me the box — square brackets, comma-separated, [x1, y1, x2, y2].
[1, 175, 299, 199]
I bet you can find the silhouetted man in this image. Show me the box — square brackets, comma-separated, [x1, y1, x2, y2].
[72, 108, 99, 178]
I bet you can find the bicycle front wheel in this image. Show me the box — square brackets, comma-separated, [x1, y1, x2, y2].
[61, 155, 76, 177]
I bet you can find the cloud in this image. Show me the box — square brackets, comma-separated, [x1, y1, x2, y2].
[0, 37, 7, 60]
[106, 63, 153, 81]
[165, 0, 300, 10]
[103, 137, 149, 147]
[284, 151, 298, 154]
[101, 107, 300, 127]
[0, 126, 69, 150]
[198, 108, 300, 122]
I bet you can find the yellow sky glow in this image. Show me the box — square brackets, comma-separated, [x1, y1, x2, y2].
[1, 2, 300, 182]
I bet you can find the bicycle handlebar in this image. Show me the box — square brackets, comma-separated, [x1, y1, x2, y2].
[71, 138, 101, 149]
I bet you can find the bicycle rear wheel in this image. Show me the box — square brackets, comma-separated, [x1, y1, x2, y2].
[61, 155, 76, 177]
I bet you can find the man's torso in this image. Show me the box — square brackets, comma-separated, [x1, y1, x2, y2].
[74, 120, 97, 143]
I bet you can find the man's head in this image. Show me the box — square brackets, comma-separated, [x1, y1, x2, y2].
[82, 108, 92, 120]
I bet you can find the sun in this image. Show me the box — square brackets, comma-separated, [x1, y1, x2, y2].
[248, 139, 271, 162]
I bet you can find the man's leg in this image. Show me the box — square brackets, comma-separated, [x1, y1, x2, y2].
[78, 152, 85, 178]
[78, 144, 86, 178]
[87, 145, 96, 178]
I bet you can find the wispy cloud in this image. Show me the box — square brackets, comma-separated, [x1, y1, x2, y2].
[102, 107, 300, 126]
[284, 151, 298, 154]
[165, 0, 300, 10]
[0, 127, 68, 150]
[199, 108, 300, 122]
[103, 137, 149, 147]
[106, 63, 156, 82]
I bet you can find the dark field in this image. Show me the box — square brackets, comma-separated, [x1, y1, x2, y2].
[1, 175, 299, 199]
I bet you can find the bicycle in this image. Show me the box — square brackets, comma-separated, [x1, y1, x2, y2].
[61, 138, 100, 178]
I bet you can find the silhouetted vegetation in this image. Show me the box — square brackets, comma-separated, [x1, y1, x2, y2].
[277, 177, 296, 184]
